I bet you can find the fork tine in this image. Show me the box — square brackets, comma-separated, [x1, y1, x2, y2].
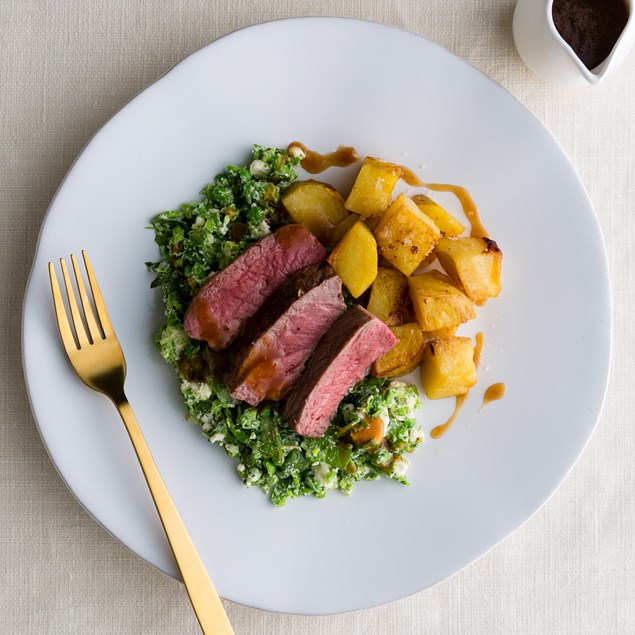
[71, 253, 102, 342]
[48, 262, 80, 351]
[60, 257, 91, 348]
[81, 251, 115, 337]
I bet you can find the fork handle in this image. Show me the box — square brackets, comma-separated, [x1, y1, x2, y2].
[115, 398, 235, 635]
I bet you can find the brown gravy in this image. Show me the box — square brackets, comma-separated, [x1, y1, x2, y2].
[430, 393, 468, 439]
[287, 141, 359, 174]
[240, 357, 289, 402]
[286, 144, 490, 246]
[480, 382, 506, 410]
[472, 331, 485, 368]
[552, 0, 629, 70]
[399, 165, 424, 187]
[423, 183, 489, 238]
[430, 332, 484, 439]
[274, 223, 306, 250]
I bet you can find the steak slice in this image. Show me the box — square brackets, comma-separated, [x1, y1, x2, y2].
[225, 263, 346, 406]
[283, 306, 398, 438]
[183, 224, 326, 350]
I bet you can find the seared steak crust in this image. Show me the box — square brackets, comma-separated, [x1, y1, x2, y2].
[283, 306, 398, 438]
[225, 263, 346, 406]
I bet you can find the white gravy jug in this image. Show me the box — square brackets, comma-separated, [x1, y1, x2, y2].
[513, 0, 634, 86]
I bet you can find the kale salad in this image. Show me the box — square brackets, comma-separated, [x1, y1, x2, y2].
[147, 145, 423, 506]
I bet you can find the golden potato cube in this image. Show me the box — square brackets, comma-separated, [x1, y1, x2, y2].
[327, 213, 360, 247]
[374, 194, 441, 276]
[327, 220, 378, 298]
[366, 266, 410, 326]
[372, 323, 425, 378]
[412, 194, 466, 237]
[281, 180, 348, 243]
[436, 236, 502, 303]
[408, 270, 476, 331]
[344, 157, 402, 217]
[421, 336, 477, 399]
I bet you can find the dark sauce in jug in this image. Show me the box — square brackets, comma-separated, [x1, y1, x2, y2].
[552, 0, 629, 70]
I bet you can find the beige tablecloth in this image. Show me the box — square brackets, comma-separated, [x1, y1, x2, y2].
[2, 1, 634, 633]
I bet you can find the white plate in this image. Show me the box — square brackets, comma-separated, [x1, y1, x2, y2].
[22, 18, 610, 615]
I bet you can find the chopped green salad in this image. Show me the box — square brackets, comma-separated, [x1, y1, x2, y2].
[147, 145, 423, 506]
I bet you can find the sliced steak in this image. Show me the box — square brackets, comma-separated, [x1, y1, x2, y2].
[283, 306, 398, 438]
[225, 263, 346, 406]
[183, 224, 326, 350]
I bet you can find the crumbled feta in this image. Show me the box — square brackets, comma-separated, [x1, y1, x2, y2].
[199, 413, 213, 426]
[249, 159, 271, 178]
[157, 325, 190, 363]
[217, 215, 231, 236]
[250, 220, 271, 239]
[404, 393, 419, 411]
[374, 449, 392, 467]
[375, 409, 389, 427]
[287, 144, 306, 160]
[312, 463, 337, 489]
[181, 380, 212, 401]
[225, 444, 239, 456]
[391, 456, 410, 478]
[209, 432, 224, 443]
[410, 427, 424, 444]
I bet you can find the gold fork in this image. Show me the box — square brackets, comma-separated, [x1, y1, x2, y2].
[48, 251, 234, 635]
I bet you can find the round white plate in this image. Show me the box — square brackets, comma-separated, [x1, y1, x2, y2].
[22, 18, 610, 615]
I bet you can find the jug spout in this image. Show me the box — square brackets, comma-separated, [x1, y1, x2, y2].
[513, 0, 635, 86]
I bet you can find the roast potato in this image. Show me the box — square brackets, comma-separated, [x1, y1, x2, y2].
[344, 156, 402, 217]
[408, 270, 476, 331]
[420, 336, 477, 399]
[281, 180, 348, 243]
[328, 213, 360, 247]
[412, 194, 466, 237]
[374, 194, 441, 276]
[366, 266, 410, 326]
[327, 219, 378, 298]
[436, 236, 502, 303]
[372, 322, 425, 378]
